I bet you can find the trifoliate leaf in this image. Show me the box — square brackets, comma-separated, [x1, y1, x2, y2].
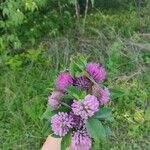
[69, 54, 88, 77]
[61, 132, 71, 150]
[93, 108, 112, 120]
[85, 118, 106, 140]
[65, 86, 86, 100]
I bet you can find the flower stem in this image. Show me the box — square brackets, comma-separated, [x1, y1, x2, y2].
[84, 71, 100, 87]
[60, 102, 71, 108]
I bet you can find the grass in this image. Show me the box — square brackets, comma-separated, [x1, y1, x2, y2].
[1, 8, 150, 150]
[0, 66, 53, 149]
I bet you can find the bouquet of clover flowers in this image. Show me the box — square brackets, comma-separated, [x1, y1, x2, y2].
[43, 55, 114, 150]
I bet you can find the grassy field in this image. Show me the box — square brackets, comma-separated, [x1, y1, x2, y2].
[1, 6, 150, 150]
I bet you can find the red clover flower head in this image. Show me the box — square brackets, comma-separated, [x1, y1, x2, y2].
[86, 63, 106, 83]
[92, 85, 110, 105]
[48, 91, 64, 108]
[72, 95, 99, 119]
[51, 112, 73, 137]
[70, 112, 84, 129]
[71, 130, 92, 150]
[73, 76, 91, 90]
[56, 71, 73, 92]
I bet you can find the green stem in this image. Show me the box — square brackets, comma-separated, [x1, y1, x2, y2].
[84, 71, 100, 87]
[60, 102, 71, 108]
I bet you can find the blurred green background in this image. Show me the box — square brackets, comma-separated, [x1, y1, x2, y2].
[0, 0, 150, 149]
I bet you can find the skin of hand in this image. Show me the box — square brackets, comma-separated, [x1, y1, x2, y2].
[41, 136, 61, 150]
[41, 135, 71, 150]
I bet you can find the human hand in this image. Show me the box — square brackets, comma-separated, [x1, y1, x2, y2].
[41, 135, 71, 150]
[41, 135, 61, 150]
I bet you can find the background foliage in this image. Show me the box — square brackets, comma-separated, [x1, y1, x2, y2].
[0, 0, 150, 149]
